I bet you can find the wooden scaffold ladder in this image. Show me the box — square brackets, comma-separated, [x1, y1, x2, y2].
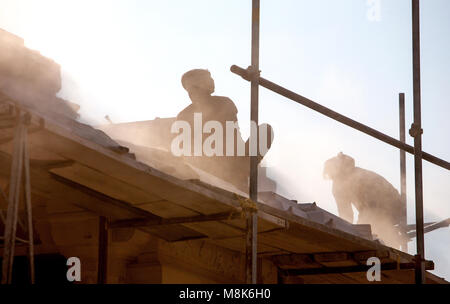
[1, 111, 35, 284]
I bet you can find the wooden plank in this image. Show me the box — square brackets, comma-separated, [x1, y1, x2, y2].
[280, 261, 432, 276]
[183, 221, 244, 239]
[222, 212, 286, 233]
[340, 269, 446, 284]
[313, 252, 358, 267]
[0, 149, 221, 244]
[265, 221, 373, 253]
[4, 150, 210, 244]
[272, 254, 322, 270]
[45, 210, 98, 222]
[258, 229, 335, 254]
[48, 174, 209, 242]
[256, 203, 389, 253]
[45, 199, 86, 214]
[141, 225, 206, 243]
[31, 129, 235, 215]
[258, 211, 287, 228]
[50, 173, 162, 220]
[353, 250, 391, 263]
[50, 163, 161, 205]
[210, 236, 286, 255]
[135, 200, 199, 218]
[110, 212, 242, 229]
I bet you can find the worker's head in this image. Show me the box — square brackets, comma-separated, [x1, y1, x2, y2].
[323, 152, 355, 180]
[181, 69, 215, 98]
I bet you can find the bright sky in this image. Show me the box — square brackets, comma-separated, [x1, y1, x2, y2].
[0, 0, 449, 280]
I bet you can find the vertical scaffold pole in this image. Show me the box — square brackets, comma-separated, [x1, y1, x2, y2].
[411, 0, 426, 284]
[246, 0, 260, 284]
[399, 93, 408, 253]
[22, 117, 35, 284]
[1, 118, 24, 284]
[1, 113, 34, 284]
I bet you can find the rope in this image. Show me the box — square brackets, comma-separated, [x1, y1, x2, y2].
[234, 194, 258, 219]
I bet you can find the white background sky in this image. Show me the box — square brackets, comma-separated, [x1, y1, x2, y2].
[1, 0, 449, 280]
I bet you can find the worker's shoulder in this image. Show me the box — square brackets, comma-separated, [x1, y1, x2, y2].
[176, 104, 195, 117]
[353, 167, 396, 187]
[211, 95, 238, 113]
[353, 167, 383, 179]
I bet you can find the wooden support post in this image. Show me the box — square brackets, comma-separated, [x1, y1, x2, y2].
[411, 0, 425, 284]
[1, 119, 25, 284]
[399, 93, 408, 252]
[1, 114, 34, 284]
[22, 121, 35, 283]
[246, 0, 260, 285]
[98, 216, 109, 284]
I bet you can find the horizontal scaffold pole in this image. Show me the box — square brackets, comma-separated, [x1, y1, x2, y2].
[230, 65, 450, 171]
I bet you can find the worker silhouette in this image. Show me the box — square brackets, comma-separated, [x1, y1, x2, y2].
[323, 152, 408, 248]
[176, 69, 273, 192]
[177, 69, 243, 155]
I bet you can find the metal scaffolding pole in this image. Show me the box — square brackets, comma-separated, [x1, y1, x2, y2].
[22, 122, 35, 283]
[411, 0, 426, 284]
[1, 113, 35, 284]
[230, 65, 450, 171]
[399, 93, 408, 252]
[246, 0, 260, 285]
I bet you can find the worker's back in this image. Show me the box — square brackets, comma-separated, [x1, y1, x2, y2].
[340, 167, 403, 225]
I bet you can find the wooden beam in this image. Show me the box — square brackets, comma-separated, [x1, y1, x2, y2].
[272, 250, 400, 269]
[271, 253, 320, 269]
[280, 260, 434, 277]
[49, 172, 209, 242]
[314, 252, 350, 263]
[30, 159, 75, 170]
[50, 173, 162, 220]
[110, 211, 241, 229]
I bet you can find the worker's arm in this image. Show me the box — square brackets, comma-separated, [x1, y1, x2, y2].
[331, 180, 354, 223]
[333, 189, 354, 224]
